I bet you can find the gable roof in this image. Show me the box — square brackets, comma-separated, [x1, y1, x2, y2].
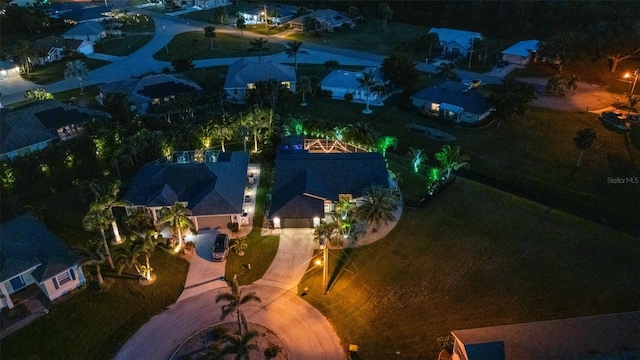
[0, 100, 109, 155]
[428, 27, 483, 48]
[224, 58, 296, 89]
[124, 152, 249, 216]
[60, 5, 111, 22]
[0, 215, 79, 283]
[99, 74, 203, 106]
[32, 36, 66, 53]
[270, 151, 389, 218]
[452, 312, 640, 360]
[410, 81, 493, 116]
[63, 21, 105, 37]
[321, 67, 385, 89]
[288, 9, 350, 27]
[501, 40, 539, 57]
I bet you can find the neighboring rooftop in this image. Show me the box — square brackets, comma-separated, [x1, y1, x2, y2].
[59, 5, 111, 22]
[428, 27, 483, 47]
[224, 58, 296, 89]
[321, 67, 384, 89]
[501, 39, 540, 57]
[62, 21, 105, 37]
[410, 81, 493, 115]
[99, 74, 203, 107]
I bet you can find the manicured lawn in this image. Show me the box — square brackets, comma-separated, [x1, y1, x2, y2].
[96, 35, 154, 56]
[299, 175, 639, 359]
[153, 31, 285, 61]
[1, 190, 190, 360]
[24, 58, 110, 85]
[120, 14, 155, 33]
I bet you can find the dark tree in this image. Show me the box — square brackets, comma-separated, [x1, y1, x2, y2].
[380, 51, 419, 90]
[487, 76, 536, 126]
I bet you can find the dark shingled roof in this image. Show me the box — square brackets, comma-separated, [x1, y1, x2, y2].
[224, 58, 296, 89]
[270, 151, 389, 219]
[0, 215, 79, 283]
[99, 74, 203, 107]
[61, 5, 111, 22]
[124, 152, 249, 216]
[410, 81, 493, 116]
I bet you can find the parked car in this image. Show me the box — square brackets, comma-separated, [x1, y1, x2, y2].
[212, 234, 229, 261]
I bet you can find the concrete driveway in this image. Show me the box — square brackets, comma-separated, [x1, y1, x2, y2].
[177, 229, 228, 302]
[117, 284, 344, 360]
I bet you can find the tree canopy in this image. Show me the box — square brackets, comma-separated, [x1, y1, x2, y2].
[380, 51, 419, 90]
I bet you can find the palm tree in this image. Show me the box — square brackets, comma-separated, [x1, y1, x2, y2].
[357, 69, 377, 114]
[204, 26, 216, 52]
[375, 135, 397, 157]
[82, 208, 115, 269]
[90, 180, 129, 243]
[355, 186, 401, 232]
[12, 40, 35, 75]
[215, 278, 262, 335]
[434, 145, 470, 179]
[74, 237, 106, 288]
[344, 122, 378, 150]
[114, 240, 145, 278]
[64, 60, 89, 93]
[136, 231, 160, 281]
[437, 62, 457, 80]
[409, 148, 427, 173]
[284, 40, 307, 70]
[248, 38, 269, 63]
[335, 197, 352, 220]
[565, 74, 580, 92]
[230, 237, 248, 256]
[573, 128, 597, 167]
[156, 201, 195, 251]
[422, 32, 440, 58]
[221, 330, 260, 360]
[378, 2, 393, 33]
[313, 220, 339, 246]
[297, 76, 312, 106]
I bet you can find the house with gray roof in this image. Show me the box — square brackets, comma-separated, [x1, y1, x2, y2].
[428, 28, 484, 58]
[320, 67, 390, 105]
[410, 81, 493, 124]
[62, 21, 107, 42]
[269, 150, 389, 228]
[288, 9, 353, 31]
[0, 215, 86, 309]
[0, 100, 110, 161]
[451, 312, 640, 360]
[59, 5, 112, 23]
[224, 58, 296, 104]
[124, 151, 250, 230]
[501, 40, 539, 66]
[98, 74, 203, 114]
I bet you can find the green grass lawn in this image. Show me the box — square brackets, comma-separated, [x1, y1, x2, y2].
[120, 14, 155, 32]
[24, 58, 110, 85]
[299, 176, 639, 359]
[1, 189, 190, 360]
[153, 31, 285, 62]
[96, 35, 154, 56]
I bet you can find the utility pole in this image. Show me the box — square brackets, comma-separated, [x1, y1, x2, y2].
[263, 3, 268, 35]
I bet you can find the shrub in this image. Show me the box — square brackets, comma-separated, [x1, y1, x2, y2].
[264, 343, 282, 359]
[436, 334, 454, 353]
[344, 93, 354, 101]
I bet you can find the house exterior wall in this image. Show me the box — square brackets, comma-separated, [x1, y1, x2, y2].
[451, 337, 469, 360]
[441, 41, 469, 57]
[39, 265, 85, 301]
[0, 139, 54, 162]
[321, 86, 379, 102]
[226, 87, 246, 103]
[75, 42, 95, 55]
[502, 53, 529, 65]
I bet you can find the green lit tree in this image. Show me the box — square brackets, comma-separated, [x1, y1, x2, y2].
[355, 186, 401, 232]
[25, 88, 54, 101]
[409, 148, 427, 173]
[434, 145, 470, 179]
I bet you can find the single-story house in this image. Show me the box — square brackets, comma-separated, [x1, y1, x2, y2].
[124, 151, 250, 231]
[320, 67, 389, 105]
[65, 38, 95, 55]
[451, 312, 640, 360]
[0, 100, 110, 161]
[288, 8, 353, 31]
[194, 0, 230, 10]
[269, 150, 389, 229]
[501, 39, 539, 65]
[59, 5, 112, 24]
[428, 27, 483, 58]
[62, 21, 107, 42]
[238, 4, 296, 25]
[0, 215, 86, 309]
[97, 74, 203, 114]
[32, 36, 65, 65]
[0, 61, 21, 81]
[410, 81, 493, 124]
[224, 58, 296, 104]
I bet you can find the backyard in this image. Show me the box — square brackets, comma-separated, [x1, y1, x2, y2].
[299, 175, 640, 359]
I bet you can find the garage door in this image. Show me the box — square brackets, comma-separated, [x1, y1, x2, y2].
[196, 216, 231, 231]
[281, 218, 313, 228]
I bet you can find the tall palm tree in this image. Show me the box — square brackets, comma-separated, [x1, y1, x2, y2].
[409, 148, 427, 173]
[215, 278, 262, 335]
[82, 207, 115, 269]
[422, 32, 440, 58]
[335, 197, 352, 220]
[204, 26, 216, 51]
[324, 59, 340, 73]
[221, 330, 260, 360]
[313, 220, 339, 246]
[114, 240, 146, 278]
[297, 76, 312, 106]
[573, 128, 597, 167]
[357, 69, 377, 114]
[12, 40, 35, 75]
[434, 145, 470, 179]
[74, 237, 106, 288]
[248, 37, 269, 63]
[355, 186, 401, 232]
[284, 40, 307, 70]
[90, 180, 129, 243]
[437, 62, 457, 80]
[156, 201, 195, 251]
[375, 135, 397, 157]
[64, 60, 89, 93]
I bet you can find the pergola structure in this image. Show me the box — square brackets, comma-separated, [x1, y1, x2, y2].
[303, 139, 369, 153]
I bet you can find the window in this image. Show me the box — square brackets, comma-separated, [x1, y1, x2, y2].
[10, 275, 26, 291]
[247, 83, 256, 90]
[431, 103, 440, 112]
[281, 81, 291, 89]
[233, 89, 238, 95]
[53, 269, 76, 289]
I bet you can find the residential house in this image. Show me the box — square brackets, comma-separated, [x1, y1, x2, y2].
[0, 100, 109, 161]
[194, 0, 230, 10]
[501, 40, 539, 66]
[58, 5, 112, 24]
[410, 81, 493, 124]
[31, 36, 95, 65]
[269, 150, 389, 229]
[320, 67, 389, 105]
[97, 74, 203, 114]
[239, 4, 296, 25]
[451, 312, 640, 360]
[428, 28, 483, 58]
[65, 38, 95, 55]
[224, 58, 296, 104]
[62, 21, 107, 42]
[124, 151, 250, 231]
[288, 9, 353, 31]
[0, 61, 21, 81]
[0, 215, 86, 309]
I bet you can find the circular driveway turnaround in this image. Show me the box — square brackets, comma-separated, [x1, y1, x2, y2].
[116, 284, 344, 360]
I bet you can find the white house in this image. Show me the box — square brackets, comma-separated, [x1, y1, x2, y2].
[288, 9, 353, 31]
[0, 215, 86, 309]
[320, 67, 389, 105]
[501, 40, 539, 65]
[224, 58, 296, 104]
[194, 0, 229, 10]
[428, 27, 484, 58]
[62, 21, 107, 42]
[65, 39, 95, 55]
[239, 4, 296, 25]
